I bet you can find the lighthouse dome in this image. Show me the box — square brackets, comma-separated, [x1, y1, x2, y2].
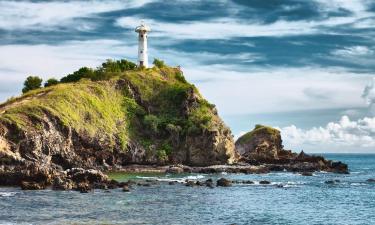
[135, 22, 151, 33]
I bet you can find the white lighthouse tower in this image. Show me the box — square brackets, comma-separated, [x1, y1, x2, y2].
[135, 21, 151, 68]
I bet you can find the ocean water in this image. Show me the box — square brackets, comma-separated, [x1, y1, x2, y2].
[0, 154, 374, 225]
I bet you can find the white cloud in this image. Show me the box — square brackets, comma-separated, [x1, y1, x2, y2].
[279, 115, 375, 149]
[332, 46, 373, 57]
[362, 77, 375, 114]
[116, 0, 375, 40]
[0, 0, 153, 31]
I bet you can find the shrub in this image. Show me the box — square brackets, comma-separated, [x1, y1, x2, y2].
[44, 78, 59, 87]
[153, 58, 165, 68]
[60, 67, 95, 83]
[22, 76, 43, 93]
[143, 114, 160, 133]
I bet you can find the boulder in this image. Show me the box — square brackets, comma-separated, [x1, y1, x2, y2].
[216, 178, 232, 187]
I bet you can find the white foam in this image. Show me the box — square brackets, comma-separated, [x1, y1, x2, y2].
[185, 175, 205, 180]
[0, 192, 17, 197]
[350, 183, 367, 186]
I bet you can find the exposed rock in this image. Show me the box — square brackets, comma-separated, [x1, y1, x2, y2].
[166, 166, 184, 174]
[185, 180, 195, 187]
[21, 181, 46, 190]
[367, 178, 375, 183]
[259, 180, 271, 185]
[235, 125, 349, 173]
[216, 178, 232, 187]
[75, 182, 91, 193]
[325, 180, 340, 185]
[301, 172, 313, 176]
[122, 185, 130, 192]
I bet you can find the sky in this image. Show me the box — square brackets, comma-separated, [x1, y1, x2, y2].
[0, 0, 375, 153]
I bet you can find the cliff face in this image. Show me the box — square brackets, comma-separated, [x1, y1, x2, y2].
[235, 125, 348, 173]
[0, 66, 235, 186]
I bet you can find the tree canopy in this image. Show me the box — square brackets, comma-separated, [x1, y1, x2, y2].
[44, 78, 59, 87]
[22, 76, 43, 93]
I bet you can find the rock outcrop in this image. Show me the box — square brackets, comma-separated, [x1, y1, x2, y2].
[0, 64, 236, 189]
[235, 125, 348, 173]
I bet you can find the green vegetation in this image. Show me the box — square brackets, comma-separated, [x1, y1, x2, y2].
[22, 76, 43, 93]
[153, 58, 165, 68]
[3, 59, 219, 157]
[44, 78, 59, 87]
[236, 124, 280, 145]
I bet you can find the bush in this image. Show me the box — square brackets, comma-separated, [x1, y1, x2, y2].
[153, 58, 165, 68]
[101, 59, 137, 73]
[143, 114, 160, 133]
[44, 78, 59, 87]
[60, 67, 95, 83]
[22, 76, 43, 93]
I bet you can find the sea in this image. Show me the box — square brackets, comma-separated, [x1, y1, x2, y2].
[0, 154, 374, 225]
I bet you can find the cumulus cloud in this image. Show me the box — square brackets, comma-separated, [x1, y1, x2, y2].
[0, 0, 153, 31]
[279, 115, 375, 148]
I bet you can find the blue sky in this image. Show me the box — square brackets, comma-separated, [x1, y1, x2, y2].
[1, 0, 375, 153]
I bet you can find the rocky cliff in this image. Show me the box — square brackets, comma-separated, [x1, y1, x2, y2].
[235, 125, 348, 173]
[0, 63, 235, 188]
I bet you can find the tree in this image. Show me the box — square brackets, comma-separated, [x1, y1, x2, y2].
[60, 67, 95, 83]
[44, 78, 59, 87]
[22, 76, 42, 93]
[153, 58, 165, 68]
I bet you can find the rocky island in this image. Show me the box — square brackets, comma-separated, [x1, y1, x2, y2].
[0, 59, 347, 191]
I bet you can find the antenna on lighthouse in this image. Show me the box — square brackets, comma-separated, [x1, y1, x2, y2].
[135, 21, 151, 68]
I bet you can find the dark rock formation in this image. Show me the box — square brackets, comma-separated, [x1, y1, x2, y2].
[216, 178, 232, 187]
[235, 125, 349, 173]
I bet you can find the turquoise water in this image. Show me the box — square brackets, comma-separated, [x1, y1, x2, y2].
[1, 154, 374, 225]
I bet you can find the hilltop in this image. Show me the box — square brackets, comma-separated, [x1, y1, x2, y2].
[0, 60, 235, 189]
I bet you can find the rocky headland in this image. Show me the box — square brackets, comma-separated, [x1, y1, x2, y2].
[0, 60, 348, 191]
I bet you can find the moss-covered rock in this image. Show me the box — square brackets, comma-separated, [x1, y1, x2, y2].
[0, 63, 236, 187]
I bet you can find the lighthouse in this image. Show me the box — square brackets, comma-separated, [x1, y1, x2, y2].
[135, 21, 151, 68]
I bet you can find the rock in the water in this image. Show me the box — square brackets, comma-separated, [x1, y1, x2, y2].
[325, 180, 340, 185]
[235, 125, 349, 173]
[185, 180, 195, 187]
[367, 178, 375, 183]
[122, 185, 130, 192]
[75, 182, 92, 193]
[259, 180, 271, 185]
[21, 181, 46, 190]
[52, 177, 74, 190]
[216, 178, 232, 187]
[301, 172, 313, 176]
